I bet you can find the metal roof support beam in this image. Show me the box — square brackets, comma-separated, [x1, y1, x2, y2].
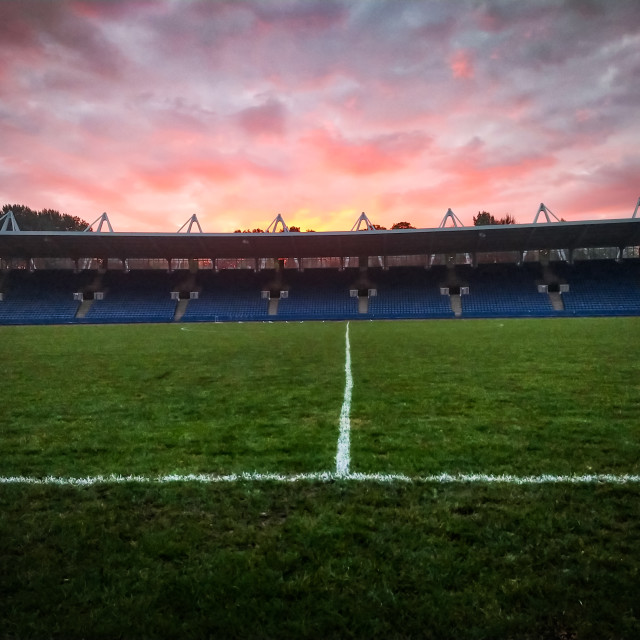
[532, 203, 561, 224]
[0, 210, 20, 232]
[632, 197, 640, 219]
[439, 208, 465, 228]
[439, 209, 470, 262]
[351, 212, 376, 231]
[84, 212, 114, 233]
[178, 214, 203, 233]
[266, 214, 289, 233]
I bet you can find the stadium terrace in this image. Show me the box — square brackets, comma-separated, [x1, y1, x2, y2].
[1, 203, 640, 324]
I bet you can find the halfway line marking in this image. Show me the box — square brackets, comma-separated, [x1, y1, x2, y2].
[335, 322, 352, 477]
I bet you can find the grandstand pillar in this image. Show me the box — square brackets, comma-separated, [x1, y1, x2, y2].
[539, 250, 549, 267]
[167, 258, 173, 273]
[339, 257, 345, 271]
[297, 257, 304, 272]
[188, 258, 198, 273]
[383, 255, 389, 271]
[359, 256, 369, 271]
[211, 258, 218, 272]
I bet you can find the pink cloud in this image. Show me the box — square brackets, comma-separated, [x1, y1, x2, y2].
[303, 128, 431, 175]
[1, 1, 638, 232]
[251, 2, 347, 32]
[133, 152, 286, 192]
[450, 50, 474, 79]
[235, 99, 288, 138]
[551, 157, 640, 219]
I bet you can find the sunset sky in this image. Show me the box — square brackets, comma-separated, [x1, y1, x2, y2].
[1, 0, 639, 232]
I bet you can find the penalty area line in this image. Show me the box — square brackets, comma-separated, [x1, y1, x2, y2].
[2, 472, 640, 487]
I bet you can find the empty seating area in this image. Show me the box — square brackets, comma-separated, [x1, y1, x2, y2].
[556, 261, 640, 316]
[181, 270, 271, 322]
[459, 264, 555, 317]
[0, 261, 639, 325]
[0, 270, 86, 324]
[277, 269, 360, 320]
[83, 271, 177, 323]
[368, 267, 454, 319]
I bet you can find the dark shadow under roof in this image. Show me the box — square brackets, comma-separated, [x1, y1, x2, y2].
[1, 219, 640, 260]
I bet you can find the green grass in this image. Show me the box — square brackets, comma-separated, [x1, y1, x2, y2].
[2, 482, 639, 639]
[1, 318, 640, 638]
[0, 323, 345, 476]
[350, 318, 640, 476]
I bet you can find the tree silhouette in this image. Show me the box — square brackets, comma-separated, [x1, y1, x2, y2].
[2, 204, 89, 231]
[473, 211, 517, 226]
[391, 221, 415, 229]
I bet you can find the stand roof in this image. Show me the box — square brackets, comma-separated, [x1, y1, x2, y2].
[1, 218, 639, 260]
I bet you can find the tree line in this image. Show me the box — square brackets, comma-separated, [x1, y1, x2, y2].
[2, 204, 89, 231]
[233, 216, 516, 232]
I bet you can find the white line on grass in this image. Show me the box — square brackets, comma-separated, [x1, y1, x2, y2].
[2, 472, 640, 486]
[335, 322, 353, 477]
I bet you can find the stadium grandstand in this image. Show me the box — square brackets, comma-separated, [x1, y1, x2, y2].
[1, 202, 640, 325]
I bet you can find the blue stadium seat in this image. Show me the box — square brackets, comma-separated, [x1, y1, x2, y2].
[1, 261, 638, 325]
[459, 263, 556, 318]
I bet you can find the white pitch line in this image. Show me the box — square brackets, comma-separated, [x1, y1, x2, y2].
[335, 322, 353, 477]
[2, 472, 640, 486]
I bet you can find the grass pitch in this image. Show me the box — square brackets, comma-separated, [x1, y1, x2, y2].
[350, 318, 640, 476]
[1, 322, 346, 476]
[1, 318, 640, 639]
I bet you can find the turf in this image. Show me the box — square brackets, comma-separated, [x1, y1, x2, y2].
[350, 318, 640, 476]
[1, 482, 639, 639]
[0, 323, 345, 476]
[1, 318, 640, 638]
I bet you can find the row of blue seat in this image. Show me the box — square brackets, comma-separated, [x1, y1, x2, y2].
[1, 263, 639, 323]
